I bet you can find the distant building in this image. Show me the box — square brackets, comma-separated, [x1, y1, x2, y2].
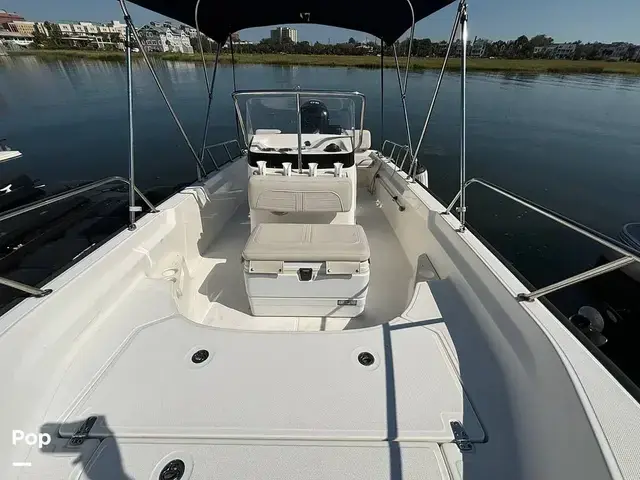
[98, 25, 117, 35]
[470, 38, 490, 57]
[553, 43, 576, 59]
[533, 43, 575, 59]
[433, 41, 448, 56]
[270, 26, 297, 43]
[179, 25, 198, 38]
[610, 42, 632, 60]
[55, 20, 125, 40]
[0, 9, 24, 28]
[6, 20, 36, 35]
[57, 23, 73, 35]
[138, 25, 194, 53]
[0, 30, 33, 47]
[453, 39, 472, 57]
[34, 22, 49, 36]
[108, 21, 127, 39]
[596, 42, 632, 61]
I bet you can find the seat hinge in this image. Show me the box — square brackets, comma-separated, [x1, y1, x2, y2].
[67, 416, 97, 447]
[450, 420, 473, 452]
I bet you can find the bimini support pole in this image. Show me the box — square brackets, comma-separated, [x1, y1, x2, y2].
[392, 45, 414, 166]
[379, 39, 384, 150]
[118, 0, 206, 180]
[458, 1, 468, 231]
[408, 0, 463, 181]
[229, 35, 241, 141]
[199, 42, 222, 166]
[390, 0, 415, 180]
[125, 20, 137, 230]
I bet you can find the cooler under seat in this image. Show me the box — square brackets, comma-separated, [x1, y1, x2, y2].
[242, 223, 370, 317]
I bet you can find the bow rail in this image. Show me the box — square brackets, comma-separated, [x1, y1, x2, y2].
[444, 178, 640, 301]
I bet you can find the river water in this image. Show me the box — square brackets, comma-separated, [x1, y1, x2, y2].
[1, 56, 640, 377]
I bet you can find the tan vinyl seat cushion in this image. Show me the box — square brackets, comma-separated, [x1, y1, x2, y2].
[243, 223, 370, 262]
[249, 175, 352, 213]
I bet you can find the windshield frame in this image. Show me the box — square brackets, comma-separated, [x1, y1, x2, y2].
[232, 90, 366, 163]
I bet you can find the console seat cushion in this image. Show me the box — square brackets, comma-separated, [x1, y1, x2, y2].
[242, 223, 370, 262]
[249, 175, 353, 213]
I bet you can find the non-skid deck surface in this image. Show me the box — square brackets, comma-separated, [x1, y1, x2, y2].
[58, 314, 484, 442]
[199, 188, 414, 329]
[77, 439, 451, 480]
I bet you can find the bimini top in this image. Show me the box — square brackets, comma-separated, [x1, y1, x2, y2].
[128, 0, 457, 44]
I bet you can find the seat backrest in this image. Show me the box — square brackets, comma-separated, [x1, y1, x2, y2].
[248, 171, 356, 229]
[249, 175, 352, 212]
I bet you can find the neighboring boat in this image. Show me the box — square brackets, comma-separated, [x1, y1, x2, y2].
[2, 1, 640, 479]
[0, 139, 22, 163]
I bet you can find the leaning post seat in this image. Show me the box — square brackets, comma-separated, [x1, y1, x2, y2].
[248, 174, 356, 228]
[242, 223, 371, 317]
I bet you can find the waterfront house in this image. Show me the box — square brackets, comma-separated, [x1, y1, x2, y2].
[138, 25, 194, 54]
[553, 43, 576, 59]
[470, 38, 489, 57]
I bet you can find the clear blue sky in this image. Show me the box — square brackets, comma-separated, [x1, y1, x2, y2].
[2, 0, 639, 44]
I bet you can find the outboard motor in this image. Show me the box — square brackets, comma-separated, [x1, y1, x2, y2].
[300, 100, 330, 134]
[414, 164, 429, 187]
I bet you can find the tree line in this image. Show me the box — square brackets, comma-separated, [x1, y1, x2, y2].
[29, 27, 638, 61]
[199, 33, 636, 61]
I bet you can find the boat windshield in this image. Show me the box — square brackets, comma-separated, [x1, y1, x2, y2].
[232, 91, 365, 151]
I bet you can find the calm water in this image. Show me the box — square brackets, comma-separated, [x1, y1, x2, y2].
[1, 56, 640, 372]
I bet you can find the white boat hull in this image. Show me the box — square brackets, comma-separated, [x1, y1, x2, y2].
[0, 153, 638, 479]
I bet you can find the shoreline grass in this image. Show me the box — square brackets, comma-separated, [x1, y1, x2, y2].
[8, 49, 640, 75]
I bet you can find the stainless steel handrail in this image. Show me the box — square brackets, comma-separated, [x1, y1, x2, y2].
[0, 176, 158, 224]
[0, 277, 52, 298]
[381, 141, 410, 165]
[380, 141, 411, 183]
[203, 139, 243, 171]
[232, 90, 366, 153]
[444, 178, 640, 301]
[0, 176, 159, 298]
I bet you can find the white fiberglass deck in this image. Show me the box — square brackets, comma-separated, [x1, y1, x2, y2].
[197, 187, 415, 330]
[3, 158, 639, 480]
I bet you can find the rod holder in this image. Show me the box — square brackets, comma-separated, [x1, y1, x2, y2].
[256, 161, 267, 175]
[282, 162, 292, 176]
[308, 162, 318, 177]
[334, 162, 343, 177]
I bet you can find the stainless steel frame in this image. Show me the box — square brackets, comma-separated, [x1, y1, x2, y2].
[381, 140, 411, 182]
[389, 0, 417, 169]
[379, 41, 385, 150]
[296, 91, 303, 172]
[125, 21, 136, 231]
[231, 90, 366, 153]
[0, 176, 158, 298]
[199, 43, 222, 165]
[458, 3, 468, 230]
[118, 0, 206, 179]
[202, 139, 243, 171]
[0, 176, 157, 224]
[0, 277, 52, 298]
[408, 0, 463, 181]
[444, 178, 640, 301]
